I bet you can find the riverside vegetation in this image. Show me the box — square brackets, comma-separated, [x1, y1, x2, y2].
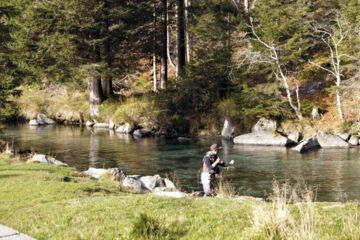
[1, 154, 360, 240]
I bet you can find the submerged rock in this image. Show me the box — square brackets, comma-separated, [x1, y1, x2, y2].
[292, 135, 320, 153]
[178, 137, 191, 143]
[133, 129, 151, 138]
[233, 131, 293, 147]
[317, 131, 350, 148]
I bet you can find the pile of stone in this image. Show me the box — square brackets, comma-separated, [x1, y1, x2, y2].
[81, 167, 187, 198]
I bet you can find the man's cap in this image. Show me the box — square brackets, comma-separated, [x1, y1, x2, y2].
[210, 144, 222, 151]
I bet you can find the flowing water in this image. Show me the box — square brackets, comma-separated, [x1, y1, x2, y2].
[2, 124, 360, 201]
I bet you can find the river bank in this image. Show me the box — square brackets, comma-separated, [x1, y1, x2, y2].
[1, 155, 360, 239]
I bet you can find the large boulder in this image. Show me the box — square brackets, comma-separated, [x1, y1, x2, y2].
[133, 129, 151, 138]
[122, 176, 142, 192]
[233, 131, 293, 147]
[163, 178, 176, 189]
[37, 113, 55, 125]
[139, 175, 164, 191]
[292, 135, 320, 153]
[349, 136, 359, 146]
[29, 119, 39, 126]
[317, 131, 350, 148]
[287, 131, 302, 143]
[337, 133, 350, 141]
[251, 118, 277, 132]
[221, 119, 235, 139]
[115, 123, 133, 134]
[29, 154, 68, 166]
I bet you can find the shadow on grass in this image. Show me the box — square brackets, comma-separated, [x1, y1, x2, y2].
[0, 174, 23, 179]
[0, 168, 56, 173]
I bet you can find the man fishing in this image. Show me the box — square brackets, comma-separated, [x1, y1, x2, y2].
[200, 144, 235, 197]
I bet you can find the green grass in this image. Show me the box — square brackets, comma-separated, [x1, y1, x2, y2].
[0, 157, 360, 240]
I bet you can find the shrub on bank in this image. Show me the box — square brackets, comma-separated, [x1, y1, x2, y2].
[15, 85, 90, 123]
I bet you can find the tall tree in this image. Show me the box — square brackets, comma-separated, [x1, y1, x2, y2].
[160, 0, 168, 89]
[176, 0, 186, 76]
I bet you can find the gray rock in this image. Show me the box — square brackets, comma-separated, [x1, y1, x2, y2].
[93, 123, 110, 128]
[288, 131, 302, 143]
[37, 113, 55, 125]
[177, 137, 191, 143]
[317, 131, 350, 148]
[29, 119, 39, 126]
[163, 178, 176, 188]
[115, 123, 133, 134]
[81, 168, 108, 179]
[86, 121, 95, 127]
[233, 131, 293, 147]
[81, 167, 123, 180]
[122, 176, 142, 192]
[0, 224, 36, 240]
[251, 118, 277, 132]
[221, 118, 235, 139]
[337, 133, 350, 141]
[133, 129, 151, 138]
[292, 135, 320, 153]
[349, 136, 359, 146]
[139, 175, 164, 191]
[29, 154, 68, 166]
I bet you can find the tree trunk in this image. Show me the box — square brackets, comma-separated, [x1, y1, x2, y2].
[336, 76, 344, 122]
[244, 0, 249, 13]
[176, 0, 186, 76]
[153, 0, 158, 92]
[90, 76, 102, 117]
[160, 0, 168, 89]
[101, 0, 113, 99]
[167, 10, 176, 69]
[184, 0, 191, 63]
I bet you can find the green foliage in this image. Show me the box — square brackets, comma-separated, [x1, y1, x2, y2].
[223, 84, 293, 132]
[112, 96, 158, 129]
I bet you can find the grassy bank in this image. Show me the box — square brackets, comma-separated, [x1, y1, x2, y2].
[0, 156, 360, 240]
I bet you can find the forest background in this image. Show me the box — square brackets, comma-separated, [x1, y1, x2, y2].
[1, 0, 360, 137]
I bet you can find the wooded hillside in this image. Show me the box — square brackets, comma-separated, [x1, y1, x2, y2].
[1, 0, 360, 135]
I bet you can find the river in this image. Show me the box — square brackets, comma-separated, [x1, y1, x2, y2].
[2, 124, 360, 201]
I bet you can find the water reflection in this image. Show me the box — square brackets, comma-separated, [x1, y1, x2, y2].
[2, 125, 360, 201]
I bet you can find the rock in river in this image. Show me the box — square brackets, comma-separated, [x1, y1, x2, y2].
[292, 135, 320, 153]
[29, 154, 68, 166]
[317, 131, 350, 148]
[37, 113, 55, 125]
[133, 129, 151, 138]
[233, 131, 293, 147]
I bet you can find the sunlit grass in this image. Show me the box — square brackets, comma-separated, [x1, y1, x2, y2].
[1, 157, 360, 239]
